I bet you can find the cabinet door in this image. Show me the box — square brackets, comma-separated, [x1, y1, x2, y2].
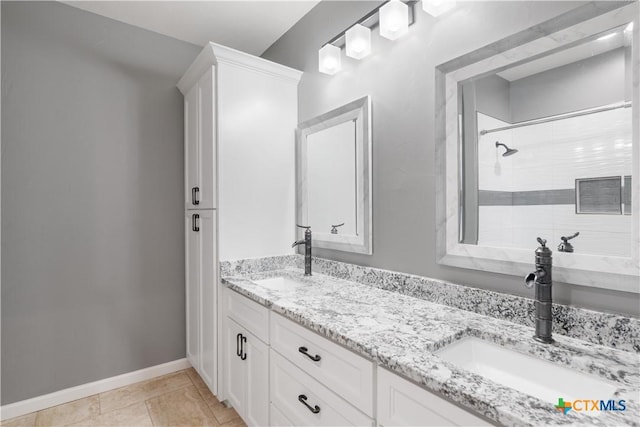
[377, 368, 491, 427]
[197, 67, 216, 209]
[270, 404, 295, 427]
[185, 211, 200, 369]
[185, 84, 199, 209]
[244, 332, 269, 427]
[225, 317, 246, 413]
[185, 67, 216, 210]
[199, 210, 217, 392]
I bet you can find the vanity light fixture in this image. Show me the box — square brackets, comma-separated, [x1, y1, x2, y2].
[346, 24, 372, 59]
[318, 44, 342, 75]
[317, 1, 418, 74]
[379, 0, 409, 40]
[422, 0, 456, 17]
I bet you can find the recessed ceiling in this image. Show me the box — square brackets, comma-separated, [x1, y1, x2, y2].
[61, 1, 320, 56]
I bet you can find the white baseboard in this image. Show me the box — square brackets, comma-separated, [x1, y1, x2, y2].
[0, 358, 191, 421]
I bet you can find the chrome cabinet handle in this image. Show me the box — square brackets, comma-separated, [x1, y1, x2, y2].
[298, 346, 321, 362]
[192, 214, 199, 232]
[298, 395, 320, 414]
[236, 333, 242, 357]
[192, 187, 200, 205]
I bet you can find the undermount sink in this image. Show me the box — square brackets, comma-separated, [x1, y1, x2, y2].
[435, 337, 618, 408]
[253, 276, 305, 291]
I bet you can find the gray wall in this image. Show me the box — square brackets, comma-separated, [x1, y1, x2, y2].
[510, 47, 628, 122]
[1, 1, 200, 404]
[263, 1, 640, 317]
[474, 75, 512, 122]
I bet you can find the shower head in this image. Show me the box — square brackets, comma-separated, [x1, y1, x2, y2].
[495, 141, 518, 157]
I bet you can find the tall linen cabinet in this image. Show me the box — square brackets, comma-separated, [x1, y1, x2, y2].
[177, 43, 301, 398]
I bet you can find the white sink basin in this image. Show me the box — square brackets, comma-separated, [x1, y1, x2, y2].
[436, 337, 617, 407]
[253, 277, 305, 291]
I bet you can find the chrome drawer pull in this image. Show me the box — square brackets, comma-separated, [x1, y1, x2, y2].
[298, 346, 321, 362]
[298, 394, 320, 414]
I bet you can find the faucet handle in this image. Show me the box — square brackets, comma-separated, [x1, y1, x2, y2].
[536, 237, 547, 247]
[561, 232, 579, 242]
[296, 224, 311, 230]
[330, 223, 345, 234]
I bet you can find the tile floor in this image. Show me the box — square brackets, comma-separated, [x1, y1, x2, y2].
[1, 368, 246, 427]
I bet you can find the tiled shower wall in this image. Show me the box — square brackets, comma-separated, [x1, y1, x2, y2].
[477, 108, 632, 256]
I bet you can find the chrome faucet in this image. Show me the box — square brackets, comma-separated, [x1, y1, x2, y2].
[558, 232, 579, 253]
[524, 237, 554, 344]
[292, 225, 312, 276]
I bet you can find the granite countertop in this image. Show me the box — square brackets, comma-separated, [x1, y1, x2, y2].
[222, 267, 640, 427]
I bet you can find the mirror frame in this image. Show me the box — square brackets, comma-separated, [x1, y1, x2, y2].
[296, 96, 373, 254]
[435, 2, 639, 293]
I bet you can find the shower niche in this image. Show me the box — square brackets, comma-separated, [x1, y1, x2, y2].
[435, 2, 639, 292]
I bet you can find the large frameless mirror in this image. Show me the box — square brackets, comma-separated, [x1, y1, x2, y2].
[296, 96, 372, 254]
[436, 2, 639, 292]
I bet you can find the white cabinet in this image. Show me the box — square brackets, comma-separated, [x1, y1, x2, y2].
[269, 313, 373, 426]
[179, 42, 302, 262]
[269, 403, 296, 426]
[377, 367, 491, 427]
[270, 312, 374, 417]
[179, 42, 301, 404]
[184, 67, 216, 210]
[185, 210, 217, 390]
[270, 351, 373, 427]
[224, 316, 244, 413]
[183, 60, 218, 395]
[225, 287, 270, 341]
[222, 288, 490, 427]
[223, 292, 269, 426]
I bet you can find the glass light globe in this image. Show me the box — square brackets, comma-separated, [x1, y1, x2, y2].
[318, 44, 341, 75]
[379, 0, 409, 40]
[346, 24, 372, 60]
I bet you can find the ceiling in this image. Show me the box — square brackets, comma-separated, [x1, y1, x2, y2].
[497, 23, 630, 82]
[62, 1, 320, 56]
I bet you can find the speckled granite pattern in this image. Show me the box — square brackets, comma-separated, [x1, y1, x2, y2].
[220, 255, 298, 277]
[293, 257, 640, 353]
[221, 255, 640, 352]
[223, 268, 640, 427]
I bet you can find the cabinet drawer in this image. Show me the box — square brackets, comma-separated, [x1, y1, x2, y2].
[270, 403, 295, 427]
[270, 313, 374, 416]
[270, 350, 373, 427]
[224, 288, 269, 342]
[377, 367, 491, 427]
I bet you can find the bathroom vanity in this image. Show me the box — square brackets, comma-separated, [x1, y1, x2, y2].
[219, 256, 639, 427]
[177, 2, 640, 427]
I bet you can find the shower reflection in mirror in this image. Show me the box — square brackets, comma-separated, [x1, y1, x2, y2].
[460, 21, 633, 258]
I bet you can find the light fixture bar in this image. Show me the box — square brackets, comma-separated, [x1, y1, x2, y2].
[325, 0, 417, 49]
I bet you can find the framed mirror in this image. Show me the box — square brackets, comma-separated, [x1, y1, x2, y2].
[435, 2, 639, 292]
[296, 96, 372, 254]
